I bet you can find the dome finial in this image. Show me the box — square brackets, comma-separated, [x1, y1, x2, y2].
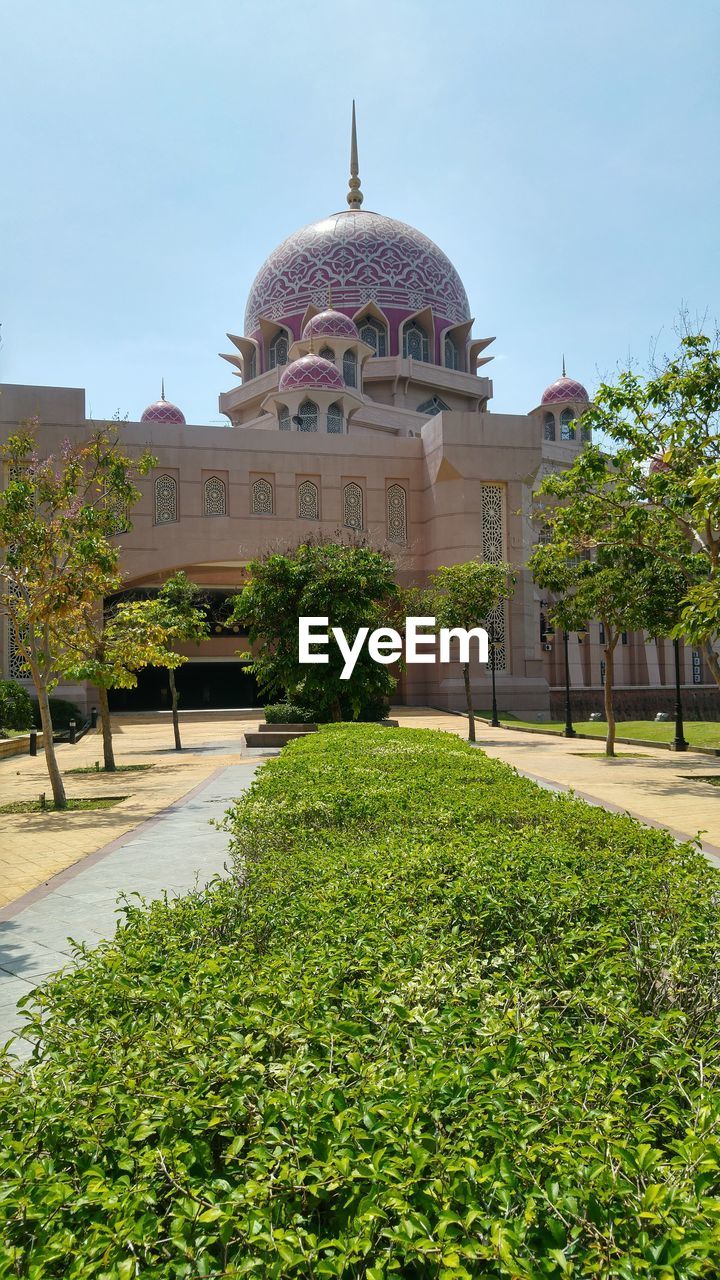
[562, 354, 566, 378]
[346, 100, 363, 210]
[161, 376, 166, 401]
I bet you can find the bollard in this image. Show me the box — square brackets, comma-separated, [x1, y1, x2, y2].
[29, 730, 37, 757]
[90, 706, 98, 728]
[69, 719, 76, 745]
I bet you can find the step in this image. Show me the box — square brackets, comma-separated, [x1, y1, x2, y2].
[244, 731, 310, 748]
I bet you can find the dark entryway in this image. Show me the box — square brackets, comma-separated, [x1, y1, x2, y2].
[108, 662, 259, 712]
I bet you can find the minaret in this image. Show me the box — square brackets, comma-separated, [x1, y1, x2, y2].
[346, 100, 364, 210]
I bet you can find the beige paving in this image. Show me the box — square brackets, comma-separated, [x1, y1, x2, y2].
[0, 711, 269, 907]
[393, 708, 720, 859]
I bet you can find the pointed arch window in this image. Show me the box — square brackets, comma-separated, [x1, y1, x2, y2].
[403, 320, 429, 362]
[327, 402, 344, 434]
[343, 482, 363, 530]
[342, 349, 357, 387]
[298, 480, 319, 520]
[268, 332, 289, 369]
[543, 411, 556, 441]
[444, 334, 460, 370]
[251, 478, 273, 515]
[203, 475, 226, 517]
[245, 349, 256, 381]
[297, 399, 318, 432]
[560, 409, 576, 441]
[319, 346, 334, 363]
[278, 405, 291, 431]
[386, 484, 407, 544]
[154, 474, 177, 525]
[417, 396, 450, 417]
[358, 315, 387, 356]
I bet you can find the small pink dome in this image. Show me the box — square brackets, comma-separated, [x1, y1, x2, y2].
[302, 308, 359, 341]
[141, 396, 186, 425]
[541, 376, 589, 406]
[649, 454, 670, 473]
[279, 354, 344, 392]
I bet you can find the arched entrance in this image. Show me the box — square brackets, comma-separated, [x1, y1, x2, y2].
[108, 661, 259, 711]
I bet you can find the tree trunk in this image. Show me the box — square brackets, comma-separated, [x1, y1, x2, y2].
[168, 667, 182, 750]
[463, 661, 476, 742]
[603, 630, 618, 758]
[329, 696, 342, 723]
[97, 685, 116, 771]
[33, 674, 67, 809]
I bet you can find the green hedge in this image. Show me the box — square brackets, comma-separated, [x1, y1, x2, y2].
[0, 678, 33, 731]
[2, 726, 720, 1276]
[31, 695, 83, 731]
[264, 701, 317, 724]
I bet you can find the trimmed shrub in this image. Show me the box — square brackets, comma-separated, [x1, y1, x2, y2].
[0, 678, 33, 731]
[2, 726, 720, 1275]
[264, 701, 317, 724]
[31, 695, 83, 730]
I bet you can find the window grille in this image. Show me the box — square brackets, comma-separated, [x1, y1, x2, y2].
[245, 349, 256, 380]
[278, 405, 291, 431]
[343, 482, 363, 530]
[358, 315, 387, 356]
[444, 335, 459, 369]
[480, 483, 506, 670]
[251, 478, 273, 515]
[543, 412, 555, 441]
[204, 476, 226, 516]
[417, 396, 449, 416]
[298, 399, 318, 432]
[269, 333, 289, 369]
[6, 598, 28, 680]
[403, 320, 429, 362]
[297, 480, 319, 520]
[327, 402, 344, 434]
[342, 350, 357, 387]
[154, 474, 177, 524]
[386, 484, 407, 544]
[560, 409, 576, 441]
[319, 346, 334, 363]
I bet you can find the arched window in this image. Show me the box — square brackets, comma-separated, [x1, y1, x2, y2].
[154, 474, 177, 525]
[560, 409, 576, 441]
[245, 349, 256, 381]
[204, 476, 226, 517]
[417, 396, 450, 417]
[343, 482, 363, 530]
[386, 484, 407, 544]
[358, 315, 387, 356]
[251, 478, 273, 515]
[297, 399, 318, 432]
[403, 320, 429, 362]
[342, 349, 357, 387]
[543, 412, 556, 441]
[327, 402, 344, 434]
[278, 405, 291, 431]
[268, 332, 289, 369]
[298, 480, 319, 520]
[444, 334, 460, 370]
[319, 346, 335, 363]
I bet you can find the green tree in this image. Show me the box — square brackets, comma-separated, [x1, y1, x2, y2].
[233, 541, 399, 722]
[427, 559, 515, 742]
[151, 572, 209, 750]
[0, 426, 153, 807]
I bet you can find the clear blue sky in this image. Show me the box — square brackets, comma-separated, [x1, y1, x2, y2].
[2, 0, 718, 424]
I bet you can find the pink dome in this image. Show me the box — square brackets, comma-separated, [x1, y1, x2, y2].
[278, 354, 345, 392]
[141, 396, 186, 425]
[245, 210, 470, 335]
[303, 308, 359, 341]
[541, 376, 589, 406]
[649, 454, 670, 473]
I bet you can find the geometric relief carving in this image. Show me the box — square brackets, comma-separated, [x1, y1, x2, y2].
[298, 480, 319, 520]
[251, 478, 273, 515]
[154, 474, 178, 524]
[386, 484, 407, 544]
[480, 483, 506, 671]
[203, 476, 226, 516]
[343, 482, 363, 530]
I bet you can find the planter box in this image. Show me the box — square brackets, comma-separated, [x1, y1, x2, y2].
[0, 732, 44, 760]
[258, 723, 318, 733]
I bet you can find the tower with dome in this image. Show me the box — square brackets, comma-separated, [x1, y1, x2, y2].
[1, 108, 707, 715]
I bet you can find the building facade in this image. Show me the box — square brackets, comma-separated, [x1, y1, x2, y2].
[1, 117, 714, 717]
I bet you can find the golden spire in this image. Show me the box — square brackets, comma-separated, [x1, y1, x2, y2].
[346, 100, 363, 210]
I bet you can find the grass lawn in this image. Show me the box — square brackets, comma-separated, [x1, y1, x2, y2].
[0, 796, 127, 814]
[475, 712, 720, 748]
[65, 763, 154, 775]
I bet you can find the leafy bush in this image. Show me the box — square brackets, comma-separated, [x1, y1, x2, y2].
[264, 701, 317, 724]
[31, 695, 83, 730]
[2, 726, 720, 1275]
[0, 678, 33, 731]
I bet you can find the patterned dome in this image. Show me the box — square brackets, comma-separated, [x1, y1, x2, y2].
[303, 308, 359, 341]
[278, 354, 345, 392]
[649, 454, 670, 473]
[140, 395, 186, 425]
[541, 376, 589, 406]
[245, 210, 471, 335]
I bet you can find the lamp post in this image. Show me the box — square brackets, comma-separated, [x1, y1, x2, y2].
[489, 619, 500, 727]
[562, 628, 576, 738]
[671, 637, 689, 752]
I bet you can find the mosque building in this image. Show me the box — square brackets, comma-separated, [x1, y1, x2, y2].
[0, 109, 711, 717]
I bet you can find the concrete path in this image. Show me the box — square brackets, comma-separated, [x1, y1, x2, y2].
[0, 762, 257, 1057]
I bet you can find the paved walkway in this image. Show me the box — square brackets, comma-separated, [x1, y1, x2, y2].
[0, 762, 258, 1056]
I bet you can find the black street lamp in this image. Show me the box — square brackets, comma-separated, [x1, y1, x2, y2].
[489, 619, 500, 727]
[671, 637, 689, 752]
[562, 629, 576, 738]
